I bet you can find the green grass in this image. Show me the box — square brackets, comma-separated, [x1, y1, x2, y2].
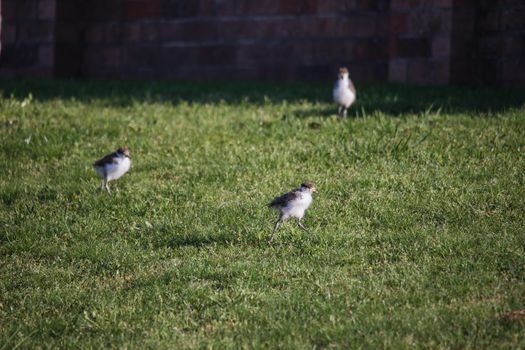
[1, 79, 524, 349]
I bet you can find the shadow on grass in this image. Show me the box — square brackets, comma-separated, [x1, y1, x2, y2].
[0, 79, 524, 116]
[164, 233, 233, 248]
[293, 106, 335, 119]
[158, 226, 265, 249]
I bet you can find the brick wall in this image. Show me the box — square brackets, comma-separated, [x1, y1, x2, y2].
[389, 0, 454, 84]
[0, 0, 55, 78]
[76, 0, 391, 81]
[474, 0, 525, 86]
[0, 0, 524, 85]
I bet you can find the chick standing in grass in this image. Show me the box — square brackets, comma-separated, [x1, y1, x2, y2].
[333, 67, 356, 118]
[268, 182, 316, 243]
[93, 147, 131, 193]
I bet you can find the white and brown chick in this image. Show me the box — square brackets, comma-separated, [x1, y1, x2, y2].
[267, 182, 316, 243]
[333, 67, 356, 118]
[93, 147, 131, 193]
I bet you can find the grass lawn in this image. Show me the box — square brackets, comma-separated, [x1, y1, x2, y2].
[1, 79, 524, 348]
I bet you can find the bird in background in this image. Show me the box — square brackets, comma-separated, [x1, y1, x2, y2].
[268, 182, 316, 243]
[333, 67, 356, 118]
[93, 147, 131, 193]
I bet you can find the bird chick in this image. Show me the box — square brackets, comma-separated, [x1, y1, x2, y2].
[268, 182, 316, 243]
[333, 67, 356, 118]
[93, 147, 131, 193]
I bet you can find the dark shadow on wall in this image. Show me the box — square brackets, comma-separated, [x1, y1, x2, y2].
[0, 79, 523, 116]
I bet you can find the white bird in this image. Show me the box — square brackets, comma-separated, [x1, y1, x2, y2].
[93, 147, 131, 193]
[333, 67, 356, 118]
[268, 182, 316, 243]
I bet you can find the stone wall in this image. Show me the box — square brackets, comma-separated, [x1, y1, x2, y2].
[0, 0, 524, 85]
